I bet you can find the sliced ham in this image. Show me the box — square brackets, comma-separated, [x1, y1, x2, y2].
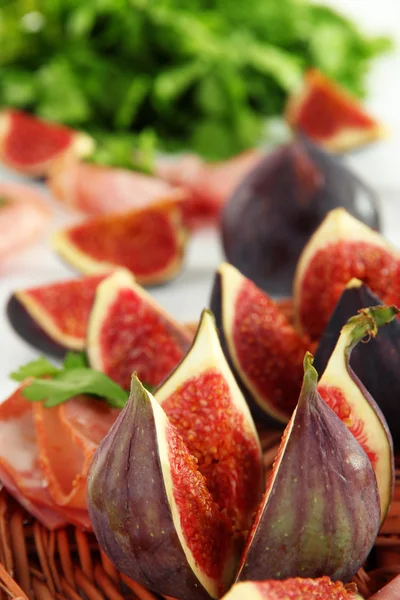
[0, 182, 51, 261]
[48, 156, 187, 216]
[0, 110, 93, 177]
[155, 149, 262, 228]
[34, 396, 120, 510]
[0, 385, 119, 530]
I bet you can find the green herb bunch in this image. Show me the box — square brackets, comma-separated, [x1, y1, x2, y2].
[0, 0, 391, 164]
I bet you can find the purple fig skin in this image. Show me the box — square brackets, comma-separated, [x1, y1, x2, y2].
[221, 136, 380, 296]
[315, 285, 400, 448]
[237, 354, 381, 583]
[87, 377, 218, 600]
[7, 293, 68, 357]
[209, 271, 282, 427]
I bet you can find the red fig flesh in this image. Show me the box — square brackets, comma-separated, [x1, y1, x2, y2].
[87, 376, 236, 599]
[315, 279, 400, 449]
[237, 353, 381, 583]
[156, 310, 263, 534]
[210, 262, 309, 424]
[222, 577, 362, 600]
[87, 270, 192, 389]
[221, 138, 380, 296]
[285, 69, 385, 152]
[52, 201, 188, 286]
[7, 274, 107, 356]
[0, 109, 93, 176]
[317, 306, 397, 521]
[294, 208, 400, 339]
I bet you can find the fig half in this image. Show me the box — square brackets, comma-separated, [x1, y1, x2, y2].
[52, 200, 188, 286]
[210, 262, 309, 424]
[236, 353, 380, 583]
[7, 274, 107, 356]
[317, 305, 397, 521]
[285, 69, 385, 152]
[315, 279, 400, 449]
[87, 270, 192, 389]
[294, 208, 400, 339]
[87, 376, 236, 600]
[155, 309, 264, 535]
[223, 577, 362, 600]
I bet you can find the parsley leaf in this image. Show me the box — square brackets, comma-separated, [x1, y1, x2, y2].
[63, 351, 88, 370]
[10, 357, 60, 381]
[22, 368, 128, 408]
[10, 353, 128, 408]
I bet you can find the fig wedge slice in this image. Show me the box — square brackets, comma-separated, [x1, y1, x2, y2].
[315, 279, 400, 449]
[52, 200, 188, 286]
[156, 309, 264, 535]
[210, 262, 309, 424]
[317, 305, 397, 521]
[293, 208, 400, 339]
[87, 376, 236, 600]
[87, 270, 192, 389]
[7, 274, 107, 356]
[236, 353, 380, 583]
[223, 577, 362, 600]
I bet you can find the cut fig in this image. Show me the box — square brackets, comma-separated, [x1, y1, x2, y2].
[223, 577, 362, 600]
[285, 69, 385, 152]
[221, 137, 380, 296]
[155, 309, 264, 535]
[316, 305, 396, 521]
[210, 262, 309, 424]
[52, 201, 188, 286]
[236, 353, 381, 583]
[0, 109, 93, 176]
[87, 376, 236, 599]
[293, 208, 400, 339]
[315, 280, 400, 449]
[7, 274, 108, 356]
[87, 270, 192, 389]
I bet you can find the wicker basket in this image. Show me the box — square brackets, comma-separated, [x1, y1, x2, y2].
[0, 428, 400, 600]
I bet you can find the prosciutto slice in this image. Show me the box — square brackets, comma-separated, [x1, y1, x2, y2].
[48, 157, 187, 216]
[0, 182, 50, 261]
[0, 385, 120, 530]
[155, 149, 262, 228]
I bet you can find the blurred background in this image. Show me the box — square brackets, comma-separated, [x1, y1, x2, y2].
[0, 0, 399, 394]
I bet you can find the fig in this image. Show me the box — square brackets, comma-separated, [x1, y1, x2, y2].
[236, 353, 381, 583]
[210, 262, 309, 424]
[315, 280, 400, 450]
[87, 270, 192, 389]
[294, 208, 400, 339]
[87, 376, 236, 600]
[222, 577, 362, 600]
[285, 69, 385, 152]
[0, 109, 93, 176]
[155, 309, 264, 535]
[52, 200, 188, 286]
[221, 137, 380, 296]
[7, 274, 107, 356]
[316, 305, 396, 522]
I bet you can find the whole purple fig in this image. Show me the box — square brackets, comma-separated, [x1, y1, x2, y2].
[221, 136, 380, 296]
[237, 353, 381, 583]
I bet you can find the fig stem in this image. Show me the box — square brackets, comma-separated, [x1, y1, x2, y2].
[303, 351, 318, 386]
[345, 305, 399, 348]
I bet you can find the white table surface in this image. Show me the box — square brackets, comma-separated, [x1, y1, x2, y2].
[1, 0, 400, 399]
